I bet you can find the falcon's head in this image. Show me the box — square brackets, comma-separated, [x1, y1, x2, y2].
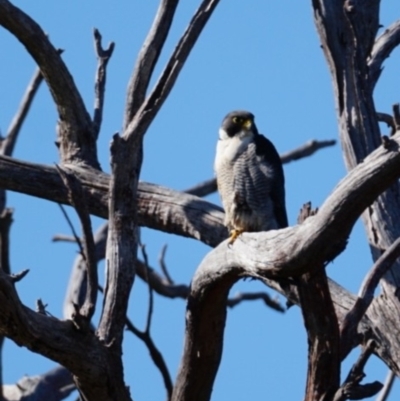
[219, 110, 258, 140]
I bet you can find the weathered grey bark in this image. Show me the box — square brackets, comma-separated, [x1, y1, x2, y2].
[312, 0, 400, 378]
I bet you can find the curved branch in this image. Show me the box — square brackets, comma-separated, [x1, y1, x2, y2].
[0, 0, 99, 168]
[369, 20, 400, 90]
[172, 132, 400, 401]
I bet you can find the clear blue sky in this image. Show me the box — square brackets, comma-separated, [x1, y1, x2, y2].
[1, 1, 400, 400]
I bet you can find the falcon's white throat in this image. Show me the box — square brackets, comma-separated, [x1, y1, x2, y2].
[215, 128, 254, 170]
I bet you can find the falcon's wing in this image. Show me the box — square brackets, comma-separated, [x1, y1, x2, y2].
[254, 133, 288, 228]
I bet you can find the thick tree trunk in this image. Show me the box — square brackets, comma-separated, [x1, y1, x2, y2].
[313, 0, 400, 373]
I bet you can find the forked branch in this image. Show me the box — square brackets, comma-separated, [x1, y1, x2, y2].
[124, 0, 220, 141]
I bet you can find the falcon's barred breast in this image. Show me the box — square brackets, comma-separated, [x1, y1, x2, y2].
[214, 110, 288, 242]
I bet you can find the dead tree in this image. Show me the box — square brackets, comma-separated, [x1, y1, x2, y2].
[0, 1, 400, 401]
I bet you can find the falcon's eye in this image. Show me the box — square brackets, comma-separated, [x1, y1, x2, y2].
[232, 116, 242, 124]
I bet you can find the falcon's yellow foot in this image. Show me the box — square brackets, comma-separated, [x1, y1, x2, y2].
[228, 229, 243, 245]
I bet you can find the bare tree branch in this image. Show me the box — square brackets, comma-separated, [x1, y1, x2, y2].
[184, 178, 217, 198]
[0, 155, 226, 246]
[226, 291, 284, 312]
[56, 166, 98, 323]
[3, 67, 43, 157]
[340, 236, 400, 359]
[139, 245, 154, 334]
[369, 20, 400, 90]
[63, 223, 108, 320]
[279, 139, 336, 164]
[125, 244, 173, 399]
[158, 244, 174, 284]
[10, 269, 29, 284]
[124, 0, 179, 126]
[52, 234, 77, 243]
[0, 0, 99, 168]
[125, 316, 173, 399]
[97, 135, 138, 363]
[92, 28, 115, 138]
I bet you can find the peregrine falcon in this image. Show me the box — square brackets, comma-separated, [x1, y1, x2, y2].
[214, 110, 288, 243]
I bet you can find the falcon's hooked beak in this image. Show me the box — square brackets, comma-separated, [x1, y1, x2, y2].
[242, 118, 252, 130]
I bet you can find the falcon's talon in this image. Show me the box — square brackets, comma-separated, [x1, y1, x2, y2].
[228, 229, 242, 245]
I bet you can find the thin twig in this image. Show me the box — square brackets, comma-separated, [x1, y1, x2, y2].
[158, 244, 174, 284]
[92, 28, 115, 138]
[124, 0, 179, 126]
[376, 370, 396, 401]
[125, 317, 173, 399]
[227, 291, 285, 312]
[56, 166, 97, 322]
[340, 236, 400, 359]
